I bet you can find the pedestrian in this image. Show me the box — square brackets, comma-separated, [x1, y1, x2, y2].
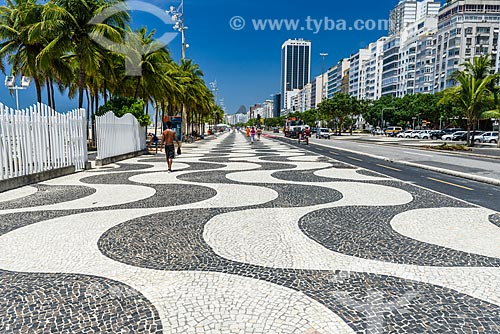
[257, 127, 262, 141]
[246, 127, 250, 138]
[250, 126, 256, 144]
[160, 121, 181, 173]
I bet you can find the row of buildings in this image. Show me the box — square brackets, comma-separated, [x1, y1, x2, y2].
[281, 0, 500, 117]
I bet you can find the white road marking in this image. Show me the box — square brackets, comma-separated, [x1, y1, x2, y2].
[403, 151, 433, 158]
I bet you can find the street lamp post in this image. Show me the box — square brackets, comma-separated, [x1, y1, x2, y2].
[210, 81, 219, 131]
[4, 76, 31, 110]
[318, 53, 328, 128]
[168, 1, 189, 136]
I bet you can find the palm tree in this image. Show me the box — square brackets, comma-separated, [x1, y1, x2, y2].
[178, 59, 206, 135]
[440, 55, 498, 147]
[0, 0, 45, 103]
[37, 0, 128, 108]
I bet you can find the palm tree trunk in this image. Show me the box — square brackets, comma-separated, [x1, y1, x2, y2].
[134, 77, 141, 99]
[46, 78, 51, 108]
[466, 120, 472, 147]
[34, 77, 42, 104]
[50, 80, 56, 110]
[78, 62, 85, 109]
[103, 80, 108, 104]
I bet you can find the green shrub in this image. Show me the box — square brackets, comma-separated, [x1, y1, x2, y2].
[96, 97, 150, 127]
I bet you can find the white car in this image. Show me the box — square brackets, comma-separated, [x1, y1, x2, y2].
[418, 130, 432, 139]
[316, 128, 331, 139]
[410, 130, 423, 139]
[442, 131, 466, 141]
[475, 132, 499, 144]
[397, 130, 413, 138]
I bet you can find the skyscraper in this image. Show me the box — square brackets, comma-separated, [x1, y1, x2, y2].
[281, 39, 311, 113]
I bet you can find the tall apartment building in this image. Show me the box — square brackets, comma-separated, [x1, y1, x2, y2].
[390, 0, 440, 35]
[434, 0, 500, 92]
[310, 75, 324, 109]
[381, 36, 401, 97]
[349, 49, 370, 99]
[382, 0, 440, 98]
[398, 16, 438, 96]
[327, 58, 350, 99]
[390, 0, 418, 35]
[364, 37, 387, 100]
[281, 39, 312, 112]
[414, 29, 438, 94]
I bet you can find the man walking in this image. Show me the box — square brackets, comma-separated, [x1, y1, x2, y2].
[160, 121, 180, 173]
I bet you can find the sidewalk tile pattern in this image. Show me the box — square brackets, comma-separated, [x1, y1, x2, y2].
[0, 132, 499, 333]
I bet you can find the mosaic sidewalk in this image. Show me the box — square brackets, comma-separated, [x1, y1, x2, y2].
[0, 132, 499, 333]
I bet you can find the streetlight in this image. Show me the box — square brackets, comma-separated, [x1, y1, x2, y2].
[168, 1, 189, 136]
[167, 1, 188, 61]
[318, 53, 328, 128]
[210, 81, 219, 131]
[5, 76, 31, 110]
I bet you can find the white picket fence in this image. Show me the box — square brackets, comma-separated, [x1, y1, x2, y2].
[0, 103, 88, 181]
[96, 112, 146, 160]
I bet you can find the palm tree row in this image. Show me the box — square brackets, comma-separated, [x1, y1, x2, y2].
[0, 0, 218, 137]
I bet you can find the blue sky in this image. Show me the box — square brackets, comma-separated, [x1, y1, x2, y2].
[1, 0, 440, 114]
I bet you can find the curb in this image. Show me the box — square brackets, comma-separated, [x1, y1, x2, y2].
[277, 135, 500, 187]
[0, 166, 76, 193]
[339, 137, 500, 161]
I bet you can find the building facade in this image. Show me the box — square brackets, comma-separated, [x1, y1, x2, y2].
[327, 58, 350, 99]
[434, 0, 500, 92]
[281, 39, 312, 113]
[364, 37, 387, 100]
[349, 49, 370, 99]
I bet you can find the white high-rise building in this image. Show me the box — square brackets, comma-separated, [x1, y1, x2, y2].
[434, 0, 500, 92]
[398, 15, 438, 96]
[364, 37, 387, 100]
[349, 49, 370, 99]
[417, 0, 441, 20]
[310, 75, 324, 109]
[262, 100, 274, 119]
[390, 0, 440, 35]
[390, 0, 418, 36]
[281, 39, 312, 113]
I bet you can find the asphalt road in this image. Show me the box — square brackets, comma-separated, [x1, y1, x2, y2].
[272, 136, 500, 212]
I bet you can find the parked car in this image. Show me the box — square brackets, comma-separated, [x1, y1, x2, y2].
[442, 131, 466, 141]
[316, 128, 331, 139]
[273, 127, 279, 133]
[397, 130, 413, 138]
[475, 132, 499, 144]
[419, 130, 433, 139]
[410, 130, 423, 139]
[453, 131, 483, 142]
[428, 130, 446, 140]
[385, 126, 403, 137]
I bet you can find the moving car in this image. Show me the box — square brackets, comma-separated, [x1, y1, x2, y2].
[316, 128, 331, 139]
